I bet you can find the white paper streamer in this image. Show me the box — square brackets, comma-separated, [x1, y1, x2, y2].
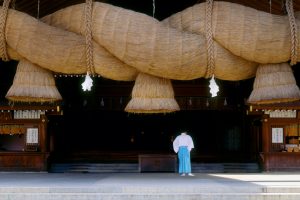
[81, 72, 93, 91]
[209, 75, 219, 97]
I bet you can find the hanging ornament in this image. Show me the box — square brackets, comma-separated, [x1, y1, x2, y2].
[81, 72, 93, 91]
[100, 98, 105, 106]
[188, 98, 192, 105]
[206, 99, 210, 107]
[209, 75, 219, 97]
[81, 0, 95, 91]
[130, 136, 135, 143]
[83, 99, 88, 107]
[224, 98, 227, 106]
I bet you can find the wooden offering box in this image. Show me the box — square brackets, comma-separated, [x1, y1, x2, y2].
[0, 106, 60, 171]
[139, 154, 177, 172]
[250, 107, 300, 171]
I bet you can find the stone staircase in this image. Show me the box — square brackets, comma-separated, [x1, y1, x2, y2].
[192, 162, 261, 173]
[49, 162, 261, 173]
[0, 172, 299, 200]
[49, 163, 139, 173]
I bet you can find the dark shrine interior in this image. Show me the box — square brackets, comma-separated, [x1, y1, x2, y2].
[1, 0, 300, 164]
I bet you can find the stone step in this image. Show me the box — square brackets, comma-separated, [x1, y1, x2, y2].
[1, 193, 300, 200]
[50, 162, 260, 173]
[0, 173, 299, 200]
[50, 163, 139, 173]
[192, 163, 260, 173]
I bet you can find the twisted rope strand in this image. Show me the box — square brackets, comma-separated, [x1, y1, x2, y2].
[0, 0, 12, 61]
[11, 0, 15, 9]
[286, 0, 298, 65]
[85, 0, 95, 75]
[205, 0, 215, 78]
[152, 0, 155, 18]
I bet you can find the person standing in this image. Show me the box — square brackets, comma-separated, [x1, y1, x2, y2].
[173, 131, 194, 176]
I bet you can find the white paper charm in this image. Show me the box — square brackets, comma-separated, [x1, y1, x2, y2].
[81, 72, 93, 91]
[209, 75, 219, 97]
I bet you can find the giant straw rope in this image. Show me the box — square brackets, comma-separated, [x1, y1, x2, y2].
[0, 1, 299, 82]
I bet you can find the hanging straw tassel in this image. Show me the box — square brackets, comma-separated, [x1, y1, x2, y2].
[6, 59, 62, 103]
[125, 73, 179, 113]
[247, 63, 300, 104]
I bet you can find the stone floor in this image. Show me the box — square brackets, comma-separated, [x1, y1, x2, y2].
[0, 172, 300, 199]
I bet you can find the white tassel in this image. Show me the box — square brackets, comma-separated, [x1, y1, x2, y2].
[81, 72, 93, 91]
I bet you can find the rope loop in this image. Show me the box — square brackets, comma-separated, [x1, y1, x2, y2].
[85, 0, 95, 75]
[0, 0, 12, 61]
[205, 0, 215, 78]
[286, 0, 298, 65]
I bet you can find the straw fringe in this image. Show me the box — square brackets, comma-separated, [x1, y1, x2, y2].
[248, 85, 300, 104]
[125, 98, 180, 113]
[131, 74, 175, 98]
[5, 59, 62, 102]
[6, 86, 62, 102]
[125, 73, 179, 113]
[248, 63, 300, 104]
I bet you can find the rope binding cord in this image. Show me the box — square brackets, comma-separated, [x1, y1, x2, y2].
[152, 0, 155, 18]
[286, 0, 298, 65]
[205, 0, 219, 97]
[85, 0, 95, 75]
[0, 0, 12, 62]
[205, 0, 214, 79]
[82, 0, 95, 91]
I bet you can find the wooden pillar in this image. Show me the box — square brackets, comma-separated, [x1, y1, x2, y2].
[262, 115, 270, 153]
[39, 115, 48, 153]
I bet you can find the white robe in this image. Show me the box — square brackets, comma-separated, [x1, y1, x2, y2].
[173, 134, 194, 153]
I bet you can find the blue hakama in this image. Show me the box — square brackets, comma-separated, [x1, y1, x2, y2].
[178, 146, 191, 174]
